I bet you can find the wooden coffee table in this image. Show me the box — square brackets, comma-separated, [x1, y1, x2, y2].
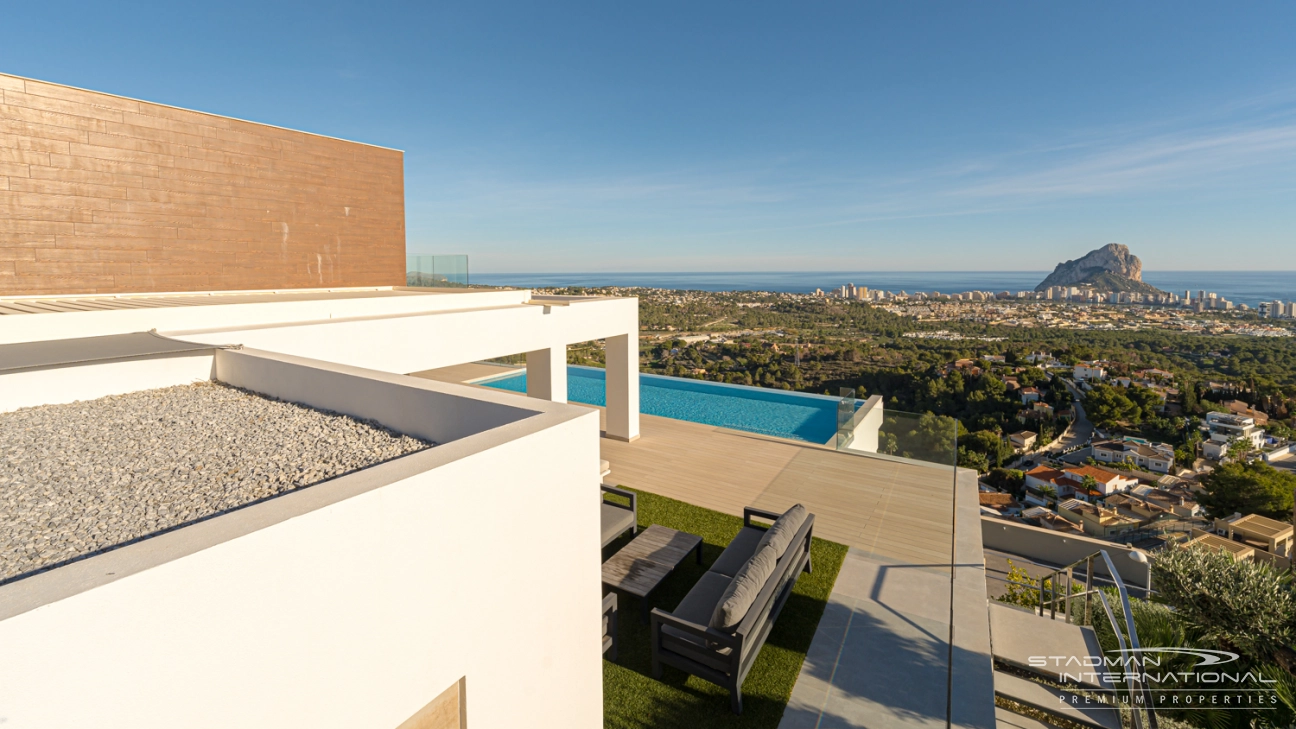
[602, 524, 704, 622]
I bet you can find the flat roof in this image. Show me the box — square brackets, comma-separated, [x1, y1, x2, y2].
[1188, 533, 1253, 556]
[0, 382, 432, 585]
[1230, 513, 1293, 539]
[0, 332, 215, 374]
[0, 287, 486, 316]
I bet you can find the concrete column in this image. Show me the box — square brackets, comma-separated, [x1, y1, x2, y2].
[604, 334, 639, 441]
[526, 346, 567, 403]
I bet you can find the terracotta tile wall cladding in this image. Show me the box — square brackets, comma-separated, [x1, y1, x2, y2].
[0, 73, 405, 295]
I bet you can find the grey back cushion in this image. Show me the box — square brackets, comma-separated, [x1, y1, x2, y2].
[709, 544, 779, 633]
[755, 503, 808, 557]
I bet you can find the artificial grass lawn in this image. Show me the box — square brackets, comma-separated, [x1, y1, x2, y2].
[602, 488, 848, 729]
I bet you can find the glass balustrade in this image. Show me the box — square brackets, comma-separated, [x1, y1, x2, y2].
[835, 392, 959, 470]
[406, 255, 470, 287]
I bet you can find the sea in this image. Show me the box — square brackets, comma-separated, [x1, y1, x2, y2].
[471, 271, 1296, 309]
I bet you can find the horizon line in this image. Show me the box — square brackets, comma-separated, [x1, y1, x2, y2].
[467, 269, 1296, 275]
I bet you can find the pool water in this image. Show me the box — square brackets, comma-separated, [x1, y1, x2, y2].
[480, 366, 845, 443]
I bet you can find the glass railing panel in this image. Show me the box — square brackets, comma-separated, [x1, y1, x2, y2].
[835, 387, 857, 450]
[406, 255, 470, 287]
[836, 397, 959, 470]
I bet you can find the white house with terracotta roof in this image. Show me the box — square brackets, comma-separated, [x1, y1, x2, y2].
[1025, 464, 1137, 502]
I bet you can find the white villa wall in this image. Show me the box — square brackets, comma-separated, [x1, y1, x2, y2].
[0, 287, 642, 439]
[0, 352, 215, 413]
[170, 297, 639, 375]
[0, 288, 531, 346]
[172, 295, 641, 440]
[0, 394, 603, 729]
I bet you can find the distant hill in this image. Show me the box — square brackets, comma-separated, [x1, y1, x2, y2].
[1035, 244, 1168, 295]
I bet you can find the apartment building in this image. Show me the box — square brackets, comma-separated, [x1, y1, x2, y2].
[1202, 411, 1266, 460]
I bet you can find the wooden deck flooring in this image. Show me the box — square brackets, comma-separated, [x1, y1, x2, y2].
[597, 412, 956, 566]
[406, 364, 957, 566]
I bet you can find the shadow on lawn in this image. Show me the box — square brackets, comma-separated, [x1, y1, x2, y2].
[601, 489, 849, 729]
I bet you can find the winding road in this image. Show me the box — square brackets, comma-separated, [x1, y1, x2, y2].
[1017, 378, 1094, 467]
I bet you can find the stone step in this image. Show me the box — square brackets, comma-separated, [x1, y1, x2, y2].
[994, 670, 1122, 729]
[994, 706, 1059, 729]
[989, 602, 1113, 691]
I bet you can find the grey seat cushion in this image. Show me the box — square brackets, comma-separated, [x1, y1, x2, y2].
[755, 504, 807, 557]
[709, 544, 779, 632]
[709, 526, 764, 578]
[660, 571, 735, 670]
[661, 571, 731, 643]
[601, 503, 635, 546]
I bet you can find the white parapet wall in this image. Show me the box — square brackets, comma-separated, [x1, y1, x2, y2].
[981, 516, 1152, 590]
[0, 351, 604, 729]
[0, 352, 216, 413]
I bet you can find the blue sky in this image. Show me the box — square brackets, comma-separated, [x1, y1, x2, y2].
[4, 2, 1295, 272]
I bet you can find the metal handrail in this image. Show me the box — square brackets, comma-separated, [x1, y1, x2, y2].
[1030, 550, 1157, 729]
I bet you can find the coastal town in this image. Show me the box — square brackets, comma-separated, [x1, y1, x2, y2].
[539, 283, 1296, 338]
[822, 281, 1296, 337]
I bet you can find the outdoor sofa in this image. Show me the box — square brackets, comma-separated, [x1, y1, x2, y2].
[603, 592, 618, 662]
[650, 503, 814, 714]
[600, 484, 638, 548]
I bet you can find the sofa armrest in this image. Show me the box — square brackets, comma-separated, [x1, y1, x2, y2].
[650, 609, 740, 650]
[603, 592, 618, 661]
[743, 506, 782, 528]
[601, 484, 637, 514]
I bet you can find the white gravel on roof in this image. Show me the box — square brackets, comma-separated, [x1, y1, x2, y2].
[0, 381, 432, 583]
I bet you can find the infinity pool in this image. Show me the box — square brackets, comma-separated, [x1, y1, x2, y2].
[479, 366, 844, 443]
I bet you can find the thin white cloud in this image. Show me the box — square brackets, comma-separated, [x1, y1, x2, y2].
[952, 124, 1296, 200]
[407, 86, 1296, 249]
